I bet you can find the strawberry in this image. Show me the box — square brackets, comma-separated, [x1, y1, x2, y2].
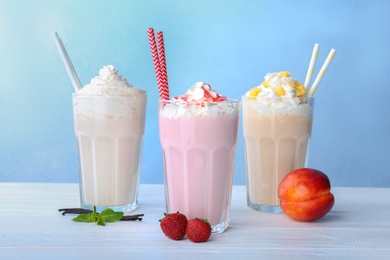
[160, 212, 188, 240]
[186, 218, 212, 243]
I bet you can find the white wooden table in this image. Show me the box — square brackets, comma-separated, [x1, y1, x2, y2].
[0, 183, 389, 259]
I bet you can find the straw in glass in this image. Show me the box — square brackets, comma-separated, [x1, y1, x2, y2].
[147, 28, 162, 97]
[308, 48, 337, 97]
[157, 31, 170, 100]
[52, 32, 82, 92]
[304, 43, 320, 92]
[147, 28, 170, 100]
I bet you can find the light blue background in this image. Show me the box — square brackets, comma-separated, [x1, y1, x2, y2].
[0, 0, 389, 187]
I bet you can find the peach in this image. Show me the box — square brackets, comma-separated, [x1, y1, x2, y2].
[278, 168, 335, 221]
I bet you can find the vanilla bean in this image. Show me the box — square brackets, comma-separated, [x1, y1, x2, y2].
[58, 208, 144, 221]
[58, 208, 92, 215]
[121, 214, 144, 221]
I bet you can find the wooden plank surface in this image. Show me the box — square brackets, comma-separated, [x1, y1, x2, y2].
[0, 183, 389, 259]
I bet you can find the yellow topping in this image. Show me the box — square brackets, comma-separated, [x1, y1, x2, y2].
[296, 85, 306, 97]
[294, 80, 306, 96]
[274, 86, 285, 97]
[294, 80, 302, 87]
[253, 71, 305, 98]
[279, 71, 291, 77]
[261, 80, 269, 88]
[248, 87, 261, 97]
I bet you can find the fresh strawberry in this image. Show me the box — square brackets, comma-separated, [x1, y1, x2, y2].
[159, 212, 188, 240]
[186, 218, 212, 243]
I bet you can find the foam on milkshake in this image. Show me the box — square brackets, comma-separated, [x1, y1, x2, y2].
[245, 71, 312, 116]
[74, 65, 146, 119]
[160, 82, 237, 119]
[79, 65, 145, 96]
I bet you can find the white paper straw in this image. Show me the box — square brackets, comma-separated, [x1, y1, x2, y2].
[304, 43, 320, 91]
[52, 32, 82, 92]
[308, 48, 336, 97]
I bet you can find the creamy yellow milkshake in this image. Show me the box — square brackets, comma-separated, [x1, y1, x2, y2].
[242, 71, 314, 213]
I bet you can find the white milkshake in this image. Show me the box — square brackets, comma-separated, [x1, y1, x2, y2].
[73, 65, 146, 212]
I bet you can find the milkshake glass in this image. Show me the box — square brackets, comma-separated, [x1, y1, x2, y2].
[72, 65, 147, 213]
[158, 96, 240, 233]
[242, 71, 314, 213]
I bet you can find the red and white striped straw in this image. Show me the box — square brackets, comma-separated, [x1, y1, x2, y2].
[147, 28, 163, 99]
[157, 31, 170, 100]
[147, 28, 170, 100]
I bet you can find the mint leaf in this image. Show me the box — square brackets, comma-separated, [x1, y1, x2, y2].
[72, 213, 93, 223]
[96, 216, 106, 226]
[70, 205, 124, 226]
[100, 208, 124, 223]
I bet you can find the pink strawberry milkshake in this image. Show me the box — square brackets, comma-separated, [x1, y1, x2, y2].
[158, 82, 240, 233]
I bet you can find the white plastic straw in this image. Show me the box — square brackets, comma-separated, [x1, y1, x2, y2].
[308, 48, 336, 97]
[52, 32, 82, 92]
[304, 43, 320, 91]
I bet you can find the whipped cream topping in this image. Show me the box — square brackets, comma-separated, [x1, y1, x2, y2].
[174, 82, 228, 102]
[246, 71, 306, 99]
[261, 72, 296, 97]
[244, 71, 311, 111]
[160, 82, 237, 119]
[160, 100, 238, 119]
[243, 95, 313, 117]
[74, 65, 146, 119]
[78, 65, 146, 96]
[244, 71, 313, 115]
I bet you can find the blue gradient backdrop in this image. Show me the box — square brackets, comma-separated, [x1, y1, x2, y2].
[0, 0, 389, 186]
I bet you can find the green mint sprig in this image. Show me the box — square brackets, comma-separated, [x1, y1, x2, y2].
[72, 206, 124, 226]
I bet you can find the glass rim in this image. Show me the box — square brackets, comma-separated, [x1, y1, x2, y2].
[158, 98, 240, 104]
[241, 95, 314, 99]
[73, 93, 147, 98]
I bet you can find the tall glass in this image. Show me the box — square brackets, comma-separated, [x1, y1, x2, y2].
[242, 96, 314, 213]
[158, 100, 240, 233]
[72, 93, 147, 213]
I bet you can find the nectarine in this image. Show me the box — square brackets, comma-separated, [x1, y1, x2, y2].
[278, 168, 335, 221]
